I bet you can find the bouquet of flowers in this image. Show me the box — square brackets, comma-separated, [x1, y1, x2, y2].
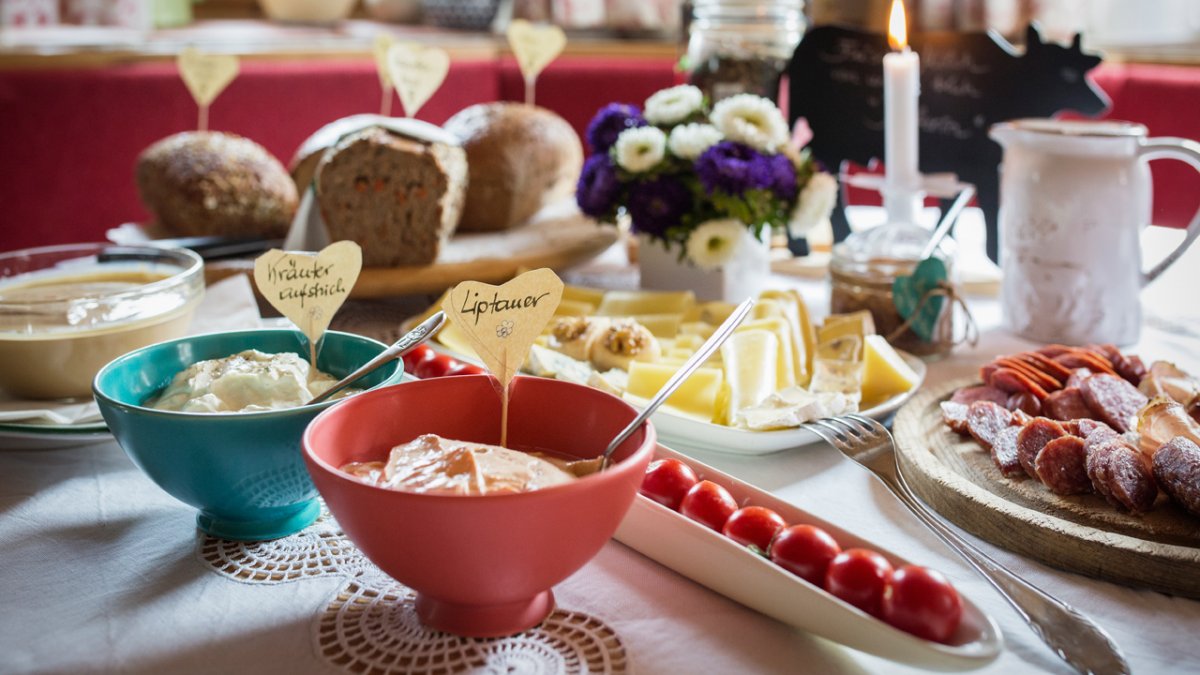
[576, 85, 838, 269]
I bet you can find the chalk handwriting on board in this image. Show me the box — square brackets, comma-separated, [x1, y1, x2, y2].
[788, 24, 1107, 261]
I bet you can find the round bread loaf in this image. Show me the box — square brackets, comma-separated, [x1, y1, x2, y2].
[443, 103, 583, 232]
[316, 127, 467, 267]
[136, 131, 298, 238]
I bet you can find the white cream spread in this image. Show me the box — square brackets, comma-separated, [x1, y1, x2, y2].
[149, 349, 346, 413]
[341, 434, 598, 495]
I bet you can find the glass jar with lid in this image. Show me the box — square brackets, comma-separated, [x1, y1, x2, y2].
[686, 0, 807, 104]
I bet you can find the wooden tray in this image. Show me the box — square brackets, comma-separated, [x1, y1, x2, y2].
[203, 213, 618, 298]
[893, 378, 1200, 598]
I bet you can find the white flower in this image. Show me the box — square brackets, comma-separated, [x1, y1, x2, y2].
[686, 218, 746, 270]
[613, 126, 667, 173]
[788, 172, 839, 238]
[644, 84, 704, 126]
[710, 94, 790, 152]
[667, 123, 723, 161]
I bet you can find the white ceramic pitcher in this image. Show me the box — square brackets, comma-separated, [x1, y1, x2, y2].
[990, 119, 1200, 345]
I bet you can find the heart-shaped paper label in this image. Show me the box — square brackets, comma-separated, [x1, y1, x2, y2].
[253, 241, 363, 362]
[372, 33, 394, 90]
[386, 42, 450, 118]
[507, 19, 566, 83]
[442, 269, 564, 389]
[892, 256, 948, 342]
[177, 47, 239, 107]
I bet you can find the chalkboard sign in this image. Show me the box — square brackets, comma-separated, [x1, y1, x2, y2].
[788, 24, 1108, 261]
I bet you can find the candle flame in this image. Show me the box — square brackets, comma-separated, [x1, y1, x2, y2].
[888, 0, 909, 51]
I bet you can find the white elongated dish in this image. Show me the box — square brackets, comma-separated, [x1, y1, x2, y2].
[614, 444, 1002, 671]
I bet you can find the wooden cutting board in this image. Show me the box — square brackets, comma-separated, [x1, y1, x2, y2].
[893, 378, 1200, 598]
[205, 213, 618, 298]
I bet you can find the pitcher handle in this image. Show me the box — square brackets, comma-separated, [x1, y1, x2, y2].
[1137, 137, 1200, 287]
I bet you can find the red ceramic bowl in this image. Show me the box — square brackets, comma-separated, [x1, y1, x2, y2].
[302, 374, 656, 638]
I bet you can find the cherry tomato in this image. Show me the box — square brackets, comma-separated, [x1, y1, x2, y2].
[412, 351, 455, 379]
[723, 506, 787, 553]
[768, 524, 842, 586]
[825, 548, 894, 617]
[639, 458, 699, 511]
[401, 344, 432, 373]
[882, 565, 963, 643]
[444, 360, 485, 377]
[679, 480, 738, 531]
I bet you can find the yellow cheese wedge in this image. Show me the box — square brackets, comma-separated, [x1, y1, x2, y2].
[597, 290, 695, 317]
[735, 317, 797, 391]
[673, 333, 703, 350]
[617, 313, 682, 338]
[625, 361, 724, 423]
[680, 321, 716, 340]
[562, 284, 606, 309]
[721, 329, 779, 419]
[816, 335, 861, 362]
[554, 299, 597, 317]
[817, 310, 876, 360]
[684, 301, 738, 324]
[435, 320, 480, 360]
[668, 347, 696, 360]
[758, 290, 814, 386]
[861, 334, 919, 406]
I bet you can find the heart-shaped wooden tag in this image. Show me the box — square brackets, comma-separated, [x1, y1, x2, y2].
[386, 42, 450, 118]
[372, 34, 395, 90]
[892, 256, 948, 342]
[507, 20, 566, 83]
[178, 47, 238, 108]
[253, 241, 363, 364]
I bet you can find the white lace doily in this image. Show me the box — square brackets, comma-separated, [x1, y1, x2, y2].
[195, 506, 628, 674]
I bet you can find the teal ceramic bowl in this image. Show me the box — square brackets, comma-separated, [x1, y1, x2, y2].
[93, 329, 404, 541]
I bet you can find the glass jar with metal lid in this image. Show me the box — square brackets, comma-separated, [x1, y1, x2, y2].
[686, 0, 807, 104]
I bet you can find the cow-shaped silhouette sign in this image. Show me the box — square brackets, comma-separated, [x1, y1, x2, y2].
[788, 24, 1108, 261]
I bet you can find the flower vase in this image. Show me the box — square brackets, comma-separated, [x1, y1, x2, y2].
[637, 228, 770, 302]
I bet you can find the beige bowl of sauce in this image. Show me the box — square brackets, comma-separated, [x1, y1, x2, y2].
[0, 244, 204, 399]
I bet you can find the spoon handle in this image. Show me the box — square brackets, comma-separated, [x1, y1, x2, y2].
[309, 312, 447, 405]
[602, 298, 755, 466]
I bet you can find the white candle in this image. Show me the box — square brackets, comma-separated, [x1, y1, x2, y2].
[883, 0, 921, 225]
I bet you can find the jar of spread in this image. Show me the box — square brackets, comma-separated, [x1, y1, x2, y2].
[686, 0, 807, 104]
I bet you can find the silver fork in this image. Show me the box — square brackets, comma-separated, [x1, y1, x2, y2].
[805, 414, 1130, 675]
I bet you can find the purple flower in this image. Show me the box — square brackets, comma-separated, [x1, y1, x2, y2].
[585, 103, 647, 154]
[768, 153, 798, 201]
[576, 154, 621, 218]
[626, 175, 692, 238]
[695, 141, 775, 195]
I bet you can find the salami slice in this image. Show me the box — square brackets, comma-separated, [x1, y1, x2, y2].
[995, 357, 1061, 392]
[950, 385, 1009, 406]
[1065, 368, 1093, 390]
[941, 401, 970, 435]
[1016, 418, 1067, 480]
[1055, 350, 1116, 375]
[1006, 392, 1042, 416]
[1080, 374, 1149, 433]
[1034, 436, 1091, 495]
[1152, 437, 1200, 518]
[1112, 353, 1147, 386]
[991, 426, 1026, 478]
[991, 368, 1051, 400]
[1035, 344, 1073, 359]
[1066, 418, 1111, 439]
[966, 401, 1014, 451]
[1042, 387, 1096, 422]
[1019, 352, 1073, 385]
[1086, 437, 1158, 513]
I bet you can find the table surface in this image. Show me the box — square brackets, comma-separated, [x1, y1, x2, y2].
[2, 235, 1200, 674]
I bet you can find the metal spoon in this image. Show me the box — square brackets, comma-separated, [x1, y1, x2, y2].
[600, 297, 756, 469]
[309, 311, 447, 405]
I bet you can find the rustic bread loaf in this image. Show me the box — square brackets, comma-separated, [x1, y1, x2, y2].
[443, 103, 583, 232]
[136, 131, 297, 238]
[316, 126, 467, 267]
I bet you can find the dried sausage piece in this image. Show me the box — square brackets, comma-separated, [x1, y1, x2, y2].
[966, 401, 1014, 451]
[980, 363, 1000, 386]
[996, 357, 1061, 393]
[1042, 387, 1096, 422]
[1018, 352, 1073, 385]
[1036, 344, 1073, 359]
[1086, 437, 1158, 513]
[1007, 391, 1042, 416]
[941, 401, 970, 435]
[992, 368, 1051, 400]
[1055, 349, 1117, 375]
[1066, 368, 1093, 390]
[950, 385, 1009, 406]
[1066, 418, 1111, 439]
[1153, 437, 1200, 517]
[991, 426, 1026, 478]
[1112, 353, 1147, 387]
[1034, 436, 1091, 495]
[1080, 374, 1149, 433]
[1016, 418, 1067, 479]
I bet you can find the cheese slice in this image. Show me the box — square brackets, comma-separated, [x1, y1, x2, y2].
[757, 290, 814, 386]
[735, 317, 797, 391]
[810, 358, 863, 403]
[680, 321, 716, 340]
[562, 284, 606, 309]
[861, 334, 919, 406]
[527, 345, 595, 385]
[596, 290, 695, 317]
[618, 313, 682, 338]
[721, 329, 779, 420]
[673, 333, 703, 351]
[625, 361, 724, 423]
[554, 299, 597, 317]
[817, 310, 875, 360]
[435, 320, 480, 361]
[684, 301, 737, 324]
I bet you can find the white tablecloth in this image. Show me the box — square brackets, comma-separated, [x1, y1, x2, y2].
[2, 252, 1199, 674]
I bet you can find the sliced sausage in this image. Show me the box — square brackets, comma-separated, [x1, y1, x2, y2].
[941, 401, 970, 435]
[1018, 352, 1073, 385]
[1016, 418, 1067, 480]
[1055, 350, 1117, 375]
[950, 385, 1010, 406]
[1086, 437, 1158, 513]
[1065, 418, 1111, 439]
[1065, 368, 1094, 390]
[966, 401, 1015, 451]
[1036, 344, 1073, 359]
[1042, 387, 1096, 422]
[995, 357, 1062, 393]
[1034, 436, 1091, 495]
[991, 426, 1026, 478]
[1080, 374, 1149, 433]
[1152, 436, 1200, 518]
[992, 368, 1051, 400]
[1006, 392, 1042, 416]
[1112, 353, 1147, 386]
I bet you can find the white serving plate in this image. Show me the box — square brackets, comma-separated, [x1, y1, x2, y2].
[0, 424, 112, 450]
[614, 444, 1002, 671]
